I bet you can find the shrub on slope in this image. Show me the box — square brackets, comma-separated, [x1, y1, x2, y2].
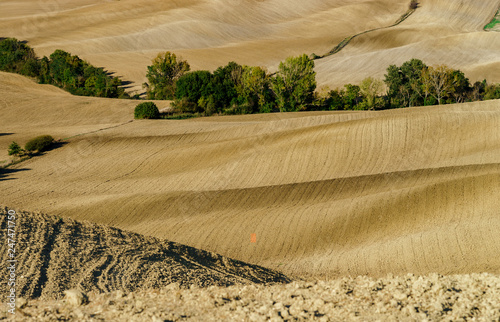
[24, 135, 54, 153]
[134, 102, 160, 119]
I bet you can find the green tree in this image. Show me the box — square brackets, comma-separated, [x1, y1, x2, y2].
[0, 38, 39, 76]
[8, 142, 23, 156]
[343, 84, 363, 110]
[326, 88, 345, 110]
[198, 95, 217, 115]
[209, 62, 244, 112]
[47, 50, 83, 89]
[238, 66, 274, 113]
[422, 65, 454, 105]
[272, 54, 316, 112]
[38, 56, 52, 84]
[360, 77, 384, 110]
[470, 81, 486, 101]
[384, 59, 427, 107]
[450, 69, 471, 103]
[145, 52, 190, 100]
[484, 83, 500, 100]
[36, 50, 127, 98]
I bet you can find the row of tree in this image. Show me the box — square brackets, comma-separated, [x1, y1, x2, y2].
[314, 59, 500, 111]
[144, 53, 500, 116]
[2, 37, 499, 110]
[0, 38, 128, 98]
[143, 52, 317, 115]
[383, 59, 500, 108]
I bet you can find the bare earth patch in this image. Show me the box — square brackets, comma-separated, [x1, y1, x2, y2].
[8, 274, 500, 321]
[0, 207, 289, 301]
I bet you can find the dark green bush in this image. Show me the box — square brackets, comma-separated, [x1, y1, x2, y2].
[24, 135, 54, 153]
[0, 38, 39, 76]
[0, 38, 128, 98]
[39, 49, 128, 98]
[134, 102, 160, 119]
[484, 84, 500, 100]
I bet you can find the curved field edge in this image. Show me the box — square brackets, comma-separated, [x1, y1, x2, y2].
[0, 207, 290, 300]
[317, 6, 417, 58]
[484, 6, 500, 30]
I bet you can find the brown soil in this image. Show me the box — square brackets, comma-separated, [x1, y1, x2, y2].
[6, 274, 500, 321]
[0, 207, 289, 302]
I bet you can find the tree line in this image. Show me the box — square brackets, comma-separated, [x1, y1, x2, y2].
[0, 38, 128, 98]
[145, 53, 500, 117]
[143, 52, 316, 115]
[1, 37, 499, 111]
[382, 59, 500, 108]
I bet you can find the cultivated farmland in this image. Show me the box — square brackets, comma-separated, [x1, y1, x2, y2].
[1, 0, 500, 320]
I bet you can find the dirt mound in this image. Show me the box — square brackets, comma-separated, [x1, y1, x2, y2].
[8, 274, 500, 321]
[0, 207, 289, 300]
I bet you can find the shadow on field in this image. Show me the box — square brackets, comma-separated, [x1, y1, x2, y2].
[46, 140, 67, 152]
[0, 133, 14, 137]
[104, 70, 136, 90]
[0, 168, 30, 181]
[31, 141, 68, 157]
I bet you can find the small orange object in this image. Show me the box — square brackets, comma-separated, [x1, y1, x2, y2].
[250, 233, 257, 243]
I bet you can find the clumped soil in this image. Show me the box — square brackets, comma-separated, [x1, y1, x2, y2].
[1, 207, 500, 321]
[0, 207, 289, 301]
[6, 274, 500, 321]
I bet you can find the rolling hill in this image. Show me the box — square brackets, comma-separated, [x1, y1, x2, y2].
[1, 70, 499, 280]
[0, 0, 498, 92]
[1, 1, 500, 318]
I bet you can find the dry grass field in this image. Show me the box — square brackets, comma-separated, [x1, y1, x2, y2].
[1, 0, 500, 319]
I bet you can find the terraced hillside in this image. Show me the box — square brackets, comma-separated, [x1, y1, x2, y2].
[0, 0, 498, 91]
[1, 72, 500, 280]
[0, 207, 289, 300]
